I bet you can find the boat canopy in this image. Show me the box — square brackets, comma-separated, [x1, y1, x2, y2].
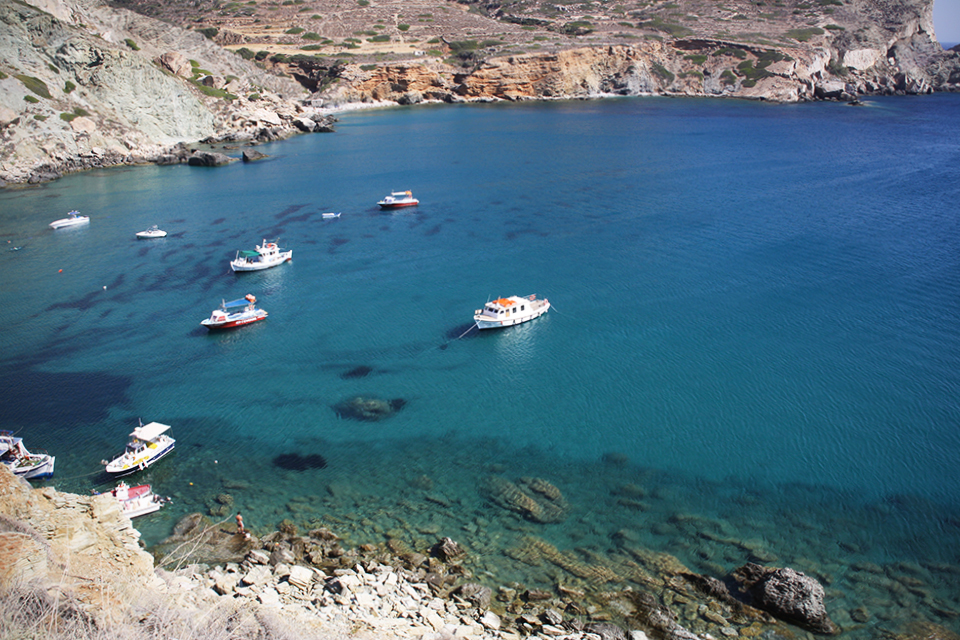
[493, 298, 515, 307]
[130, 422, 170, 442]
[223, 298, 253, 309]
[239, 250, 260, 257]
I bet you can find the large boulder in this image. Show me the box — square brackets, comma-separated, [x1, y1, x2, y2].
[733, 563, 839, 635]
[187, 151, 236, 166]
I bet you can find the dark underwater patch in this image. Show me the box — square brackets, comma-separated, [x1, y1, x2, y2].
[0, 368, 130, 426]
[341, 365, 373, 379]
[273, 453, 327, 471]
[445, 322, 479, 340]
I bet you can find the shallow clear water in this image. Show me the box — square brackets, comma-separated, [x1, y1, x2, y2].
[2, 95, 959, 637]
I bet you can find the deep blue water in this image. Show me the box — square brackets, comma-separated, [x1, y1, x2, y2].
[2, 94, 960, 637]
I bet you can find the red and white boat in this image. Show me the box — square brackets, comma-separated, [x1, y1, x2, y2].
[474, 294, 550, 330]
[109, 481, 169, 518]
[377, 190, 419, 209]
[201, 294, 267, 330]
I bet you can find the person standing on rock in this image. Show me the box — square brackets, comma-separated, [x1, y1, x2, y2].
[236, 512, 248, 538]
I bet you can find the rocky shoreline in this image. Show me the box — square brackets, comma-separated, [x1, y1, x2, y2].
[0, 464, 894, 640]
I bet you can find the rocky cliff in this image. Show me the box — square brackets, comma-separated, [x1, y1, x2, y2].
[0, 0, 331, 186]
[0, 0, 958, 186]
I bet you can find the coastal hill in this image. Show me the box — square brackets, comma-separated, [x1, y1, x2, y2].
[0, 0, 958, 184]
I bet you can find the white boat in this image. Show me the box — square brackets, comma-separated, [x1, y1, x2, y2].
[230, 239, 292, 272]
[200, 294, 268, 330]
[0, 431, 55, 480]
[322, 212, 341, 219]
[136, 225, 167, 239]
[103, 421, 175, 477]
[377, 191, 419, 209]
[107, 481, 169, 518]
[49, 210, 90, 229]
[474, 294, 550, 330]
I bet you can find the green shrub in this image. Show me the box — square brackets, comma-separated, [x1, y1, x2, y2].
[189, 59, 200, 67]
[34, 114, 47, 121]
[480, 39, 504, 47]
[248, 93, 260, 100]
[64, 80, 76, 93]
[15, 74, 51, 98]
[311, 14, 321, 18]
[285, 26, 305, 34]
[302, 32, 322, 40]
[300, 44, 323, 50]
[60, 112, 77, 121]
[0, 71, 6, 79]
[197, 27, 219, 39]
[713, 46, 748, 59]
[190, 80, 238, 100]
[398, 24, 410, 31]
[368, 34, 390, 42]
[683, 53, 707, 64]
[236, 47, 256, 59]
[824, 23, 845, 30]
[561, 20, 594, 35]
[357, 0, 369, 5]
[786, 27, 824, 41]
[24, 95, 39, 103]
[651, 62, 674, 82]
[720, 69, 737, 85]
[48, 63, 60, 74]
[73, 107, 90, 116]
[637, 16, 691, 37]
[447, 39, 478, 52]
[360, 64, 377, 70]
[270, 53, 289, 63]
[427, 37, 440, 44]
[124, 38, 140, 50]
[255, 50, 270, 60]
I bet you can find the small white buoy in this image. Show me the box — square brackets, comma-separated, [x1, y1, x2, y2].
[103, 285, 107, 290]
[214, 460, 218, 464]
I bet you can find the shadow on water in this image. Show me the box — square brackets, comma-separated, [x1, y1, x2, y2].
[0, 366, 130, 427]
[341, 365, 373, 379]
[272, 453, 327, 471]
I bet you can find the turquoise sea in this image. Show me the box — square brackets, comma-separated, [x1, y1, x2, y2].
[2, 94, 960, 637]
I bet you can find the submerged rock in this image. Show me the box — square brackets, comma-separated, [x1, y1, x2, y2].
[732, 563, 839, 635]
[273, 453, 327, 471]
[334, 396, 406, 421]
[479, 475, 569, 523]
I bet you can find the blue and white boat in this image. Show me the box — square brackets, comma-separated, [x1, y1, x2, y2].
[0, 431, 55, 480]
[103, 421, 175, 477]
[49, 210, 89, 229]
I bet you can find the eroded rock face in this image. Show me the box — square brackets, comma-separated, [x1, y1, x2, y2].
[0, 465, 161, 615]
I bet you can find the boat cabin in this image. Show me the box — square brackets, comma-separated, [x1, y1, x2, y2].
[482, 297, 528, 318]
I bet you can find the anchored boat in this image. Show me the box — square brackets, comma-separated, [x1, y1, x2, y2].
[377, 191, 419, 209]
[200, 294, 267, 330]
[108, 481, 170, 518]
[0, 431, 55, 480]
[230, 239, 292, 272]
[136, 225, 167, 239]
[103, 421, 175, 477]
[474, 294, 550, 330]
[49, 210, 89, 229]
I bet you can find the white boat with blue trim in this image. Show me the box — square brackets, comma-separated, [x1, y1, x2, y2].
[0, 431, 55, 480]
[474, 294, 550, 330]
[49, 210, 89, 229]
[103, 421, 175, 477]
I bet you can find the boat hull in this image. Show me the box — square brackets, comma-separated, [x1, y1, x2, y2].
[475, 306, 550, 329]
[105, 442, 175, 477]
[378, 201, 418, 209]
[10, 456, 56, 480]
[136, 231, 167, 239]
[201, 311, 267, 330]
[49, 219, 89, 229]
[230, 251, 292, 272]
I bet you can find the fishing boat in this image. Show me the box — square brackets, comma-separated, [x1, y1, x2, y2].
[230, 239, 292, 272]
[200, 294, 267, 330]
[103, 421, 175, 477]
[136, 225, 167, 239]
[474, 294, 551, 330]
[107, 481, 169, 518]
[49, 210, 89, 229]
[0, 431, 55, 480]
[322, 212, 341, 219]
[377, 191, 419, 209]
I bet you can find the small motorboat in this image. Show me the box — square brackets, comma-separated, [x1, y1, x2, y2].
[103, 421, 175, 477]
[107, 481, 169, 518]
[474, 294, 551, 330]
[49, 210, 90, 229]
[0, 431, 55, 480]
[321, 212, 341, 219]
[230, 239, 292, 272]
[377, 191, 419, 209]
[136, 225, 167, 239]
[200, 294, 267, 330]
